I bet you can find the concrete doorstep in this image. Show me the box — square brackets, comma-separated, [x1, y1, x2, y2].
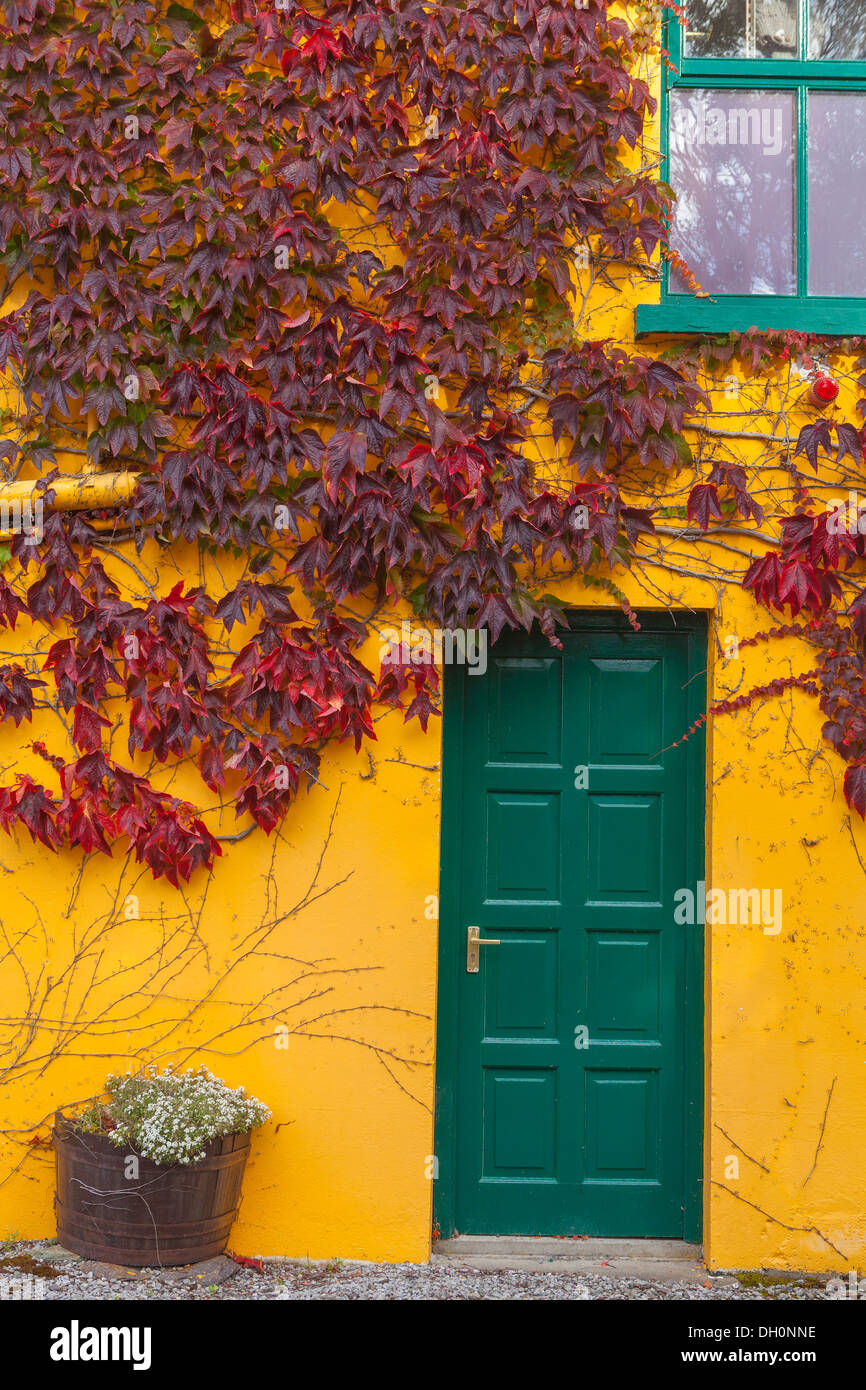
[432, 1237, 736, 1285]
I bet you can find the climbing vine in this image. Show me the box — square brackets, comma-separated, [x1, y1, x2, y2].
[0, 0, 864, 883]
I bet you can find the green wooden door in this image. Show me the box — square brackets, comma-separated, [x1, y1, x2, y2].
[435, 613, 705, 1239]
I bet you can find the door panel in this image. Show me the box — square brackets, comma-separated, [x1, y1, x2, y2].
[435, 613, 706, 1239]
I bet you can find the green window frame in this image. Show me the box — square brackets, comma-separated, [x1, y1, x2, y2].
[636, 1, 866, 336]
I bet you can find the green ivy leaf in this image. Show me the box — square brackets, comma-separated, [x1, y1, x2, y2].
[165, 3, 205, 27]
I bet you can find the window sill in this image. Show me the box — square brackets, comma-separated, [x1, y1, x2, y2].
[636, 298, 866, 337]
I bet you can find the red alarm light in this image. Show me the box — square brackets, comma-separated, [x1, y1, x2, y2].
[803, 374, 840, 409]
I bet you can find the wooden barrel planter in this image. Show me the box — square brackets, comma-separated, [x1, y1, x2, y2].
[53, 1113, 250, 1266]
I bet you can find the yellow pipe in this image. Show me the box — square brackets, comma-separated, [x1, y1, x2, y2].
[0, 471, 138, 510]
[0, 471, 138, 539]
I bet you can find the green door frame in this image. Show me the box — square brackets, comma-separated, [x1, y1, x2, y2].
[433, 609, 707, 1242]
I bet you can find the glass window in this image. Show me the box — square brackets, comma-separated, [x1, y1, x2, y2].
[669, 89, 796, 294]
[636, 7, 866, 332]
[684, 0, 798, 60]
[808, 91, 866, 295]
[809, 1, 866, 59]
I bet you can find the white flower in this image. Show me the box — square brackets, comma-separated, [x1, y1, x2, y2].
[100, 1064, 271, 1165]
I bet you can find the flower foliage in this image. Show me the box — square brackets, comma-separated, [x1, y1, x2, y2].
[1, 0, 866, 881]
[76, 1063, 271, 1166]
[0, 0, 710, 879]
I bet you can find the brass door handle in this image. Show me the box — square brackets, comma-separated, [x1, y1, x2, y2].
[467, 925, 501, 973]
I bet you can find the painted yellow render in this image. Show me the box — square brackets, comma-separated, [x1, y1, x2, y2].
[2, 15, 866, 1275]
[0, 592, 442, 1263]
[1, 538, 865, 1271]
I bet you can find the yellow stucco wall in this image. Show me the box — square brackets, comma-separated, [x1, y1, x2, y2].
[0, 608, 443, 1263]
[1, 12, 865, 1276]
[2, 550, 865, 1272]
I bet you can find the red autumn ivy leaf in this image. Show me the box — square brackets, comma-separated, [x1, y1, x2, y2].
[844, 762, 866, 818]
[0, 0, 856, 879]
[687, 484, 723, 531]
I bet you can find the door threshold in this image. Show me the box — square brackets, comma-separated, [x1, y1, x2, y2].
[432, 1236, 714, 1282]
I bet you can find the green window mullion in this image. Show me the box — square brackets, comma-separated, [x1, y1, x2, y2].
[660, 66, 670, 298]
[667, 9, 682, 73]
[800, 0, 809, 62]
[797, 84, 808, 298]
[680, 59, 866, 79]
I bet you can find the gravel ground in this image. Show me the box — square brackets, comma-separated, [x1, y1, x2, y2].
[0, 1240, 837, 1300]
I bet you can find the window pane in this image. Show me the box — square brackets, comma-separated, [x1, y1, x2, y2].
[684, 1, 798, 59]
[809, 1, 866, 59]
[669, 90, 796, 296]
[808, 93, 866, 296]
